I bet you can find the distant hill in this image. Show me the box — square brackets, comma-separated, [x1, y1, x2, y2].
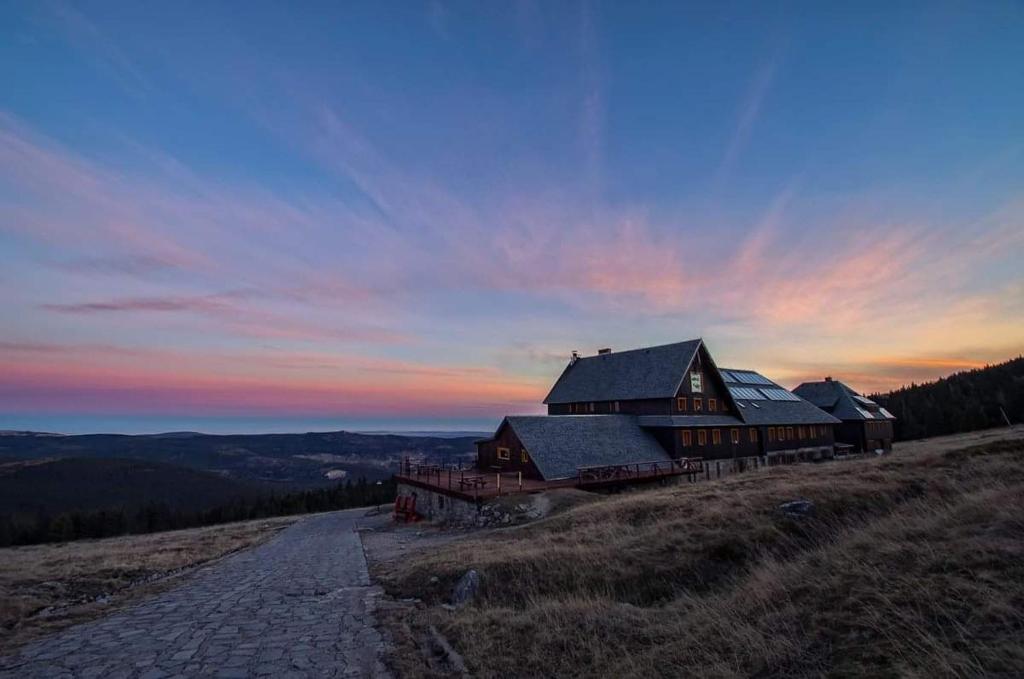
[873, 356, 1024, 440]
[0, 430, 476, 488]
[0, 457, 261, 516]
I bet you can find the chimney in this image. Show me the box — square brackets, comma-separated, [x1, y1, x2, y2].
[825, 376, 833, 382]
[597, 347, 612, 355]
[570, 350, 580, 365]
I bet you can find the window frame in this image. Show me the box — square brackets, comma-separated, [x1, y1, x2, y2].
[698, 429, 707, 445]
[712, 429, 721, 445]
[497, 447, 510, 461]
[520, 449, 529, 463]
[709, 398, 717, 412]
[682, 430, 692, 446]
[677, 397, 687, 412]
[786, 426, 794, 440]
[749, 428, 758, 443]
[730, 428, 739, 444]
[693, 397, 703, 412]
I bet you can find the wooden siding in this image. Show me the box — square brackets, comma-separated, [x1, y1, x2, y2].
[475, 422, 544, 480]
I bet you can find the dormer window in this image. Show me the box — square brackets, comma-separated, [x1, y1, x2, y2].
[708, 398, 717, 412]
[677, 397, 687, 412]
[693, 397, 703, 412]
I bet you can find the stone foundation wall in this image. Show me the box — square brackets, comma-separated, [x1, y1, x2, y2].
[396, 482, 480, 524]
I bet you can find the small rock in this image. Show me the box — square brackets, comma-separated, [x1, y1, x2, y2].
[450, 569, 480, 608]
[428, 576, 440, 585]
[779, 499, 815, 519]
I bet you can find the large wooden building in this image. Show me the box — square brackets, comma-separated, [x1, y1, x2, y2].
[477, 339, 844, 481]
[793, 378, 896, 453]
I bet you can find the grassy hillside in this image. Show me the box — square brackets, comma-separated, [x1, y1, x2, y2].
[874, 356, 1024, 440]
[0, 430, 477, 487]
[380, 429, 1024, 678]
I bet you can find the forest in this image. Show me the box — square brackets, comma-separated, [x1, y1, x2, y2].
[0, 477, 396, 547]
[874, 356, 1024, 441]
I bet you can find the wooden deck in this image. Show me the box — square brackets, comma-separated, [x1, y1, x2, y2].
[394, 457, 705, 501]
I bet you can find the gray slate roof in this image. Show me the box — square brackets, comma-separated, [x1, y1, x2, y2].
[505, 415, 671, 480]
[720, 368, 840, 426]
[543, 340, 702, 404]
[792, 380, 895, 422]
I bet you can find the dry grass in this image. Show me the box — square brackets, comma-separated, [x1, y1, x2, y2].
[0, 515, 297, 655]
[378, 428, 1024, 678]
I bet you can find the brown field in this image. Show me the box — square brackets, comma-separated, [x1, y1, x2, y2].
[0, 515, 297, 655]
[376, 427, 1024, 678]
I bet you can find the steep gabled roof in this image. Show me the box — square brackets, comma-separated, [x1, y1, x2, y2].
[504, 415, 670, 480]
[793, 379, 896, 422]
[720, 368, 840, 426]
[543, 340, 702, 404]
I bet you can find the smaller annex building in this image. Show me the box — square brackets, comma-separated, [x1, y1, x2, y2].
[793, 378, 896, 453]
[476, 339, 842, 482]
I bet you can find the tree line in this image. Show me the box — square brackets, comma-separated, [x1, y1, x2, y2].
[0, 477, 396, 547]
[873, 356, 1024, 441]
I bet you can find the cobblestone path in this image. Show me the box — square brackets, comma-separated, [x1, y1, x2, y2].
[0, 509, 392, 678]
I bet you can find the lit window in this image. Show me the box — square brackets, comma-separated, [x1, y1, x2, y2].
[698, 430, 707, 445]
[497, 447, 510, 461]
[694, 398, 703, 412]
[712, 429, 721, 445]
[730, 428, 739, 444]
[521, 449, 528, 463]
[677, 397, 687, 412]
[749, 428, 758, 443]
[709, 398, 717, 412]
[682, 430, 692, 446]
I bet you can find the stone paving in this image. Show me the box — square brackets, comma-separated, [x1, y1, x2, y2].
[0, 509, 392, 678]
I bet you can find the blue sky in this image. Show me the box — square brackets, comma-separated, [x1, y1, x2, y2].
[1, 1, 1023, 434]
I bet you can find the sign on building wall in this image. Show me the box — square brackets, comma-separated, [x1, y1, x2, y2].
[690, 371, 702, 392]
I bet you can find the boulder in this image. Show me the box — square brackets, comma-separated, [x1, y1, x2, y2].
[451, 569, 480, 608]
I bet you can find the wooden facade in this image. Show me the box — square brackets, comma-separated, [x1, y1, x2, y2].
[475, 419, 545, 479]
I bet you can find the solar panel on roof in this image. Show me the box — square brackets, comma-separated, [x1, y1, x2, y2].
[855, 407, 874, 419]
[879, 407, 895, 419]
[760, 388, 801, 401]
[720, 370, 737, 382]
[853, 395, 876, 407]
[733, 372, 773, 385]
[728, 387, 765, 400]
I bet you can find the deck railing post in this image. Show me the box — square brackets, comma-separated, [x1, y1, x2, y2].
[518, 471, 523, 490]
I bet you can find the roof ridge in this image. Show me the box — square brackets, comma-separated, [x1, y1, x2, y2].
[571, 338, 701, 361]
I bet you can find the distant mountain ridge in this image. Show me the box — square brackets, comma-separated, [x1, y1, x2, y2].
[0, 429, 477, 487]
[873, 356, 1024, 440]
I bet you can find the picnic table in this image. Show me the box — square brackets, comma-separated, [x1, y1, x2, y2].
[457, 475, 490, 491]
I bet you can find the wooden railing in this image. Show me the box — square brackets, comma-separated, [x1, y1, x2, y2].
[576, 457, 703, 485]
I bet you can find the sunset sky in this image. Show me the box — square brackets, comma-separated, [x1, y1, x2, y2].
[2, 2, 1023, 434]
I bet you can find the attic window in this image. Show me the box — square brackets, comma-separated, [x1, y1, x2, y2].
[677, 397, 687, 412]
[497, 447, 510, 461]
[693, 397, 703, 412]
[521, 449, 529, 463]
[709, 398, 717, 412]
